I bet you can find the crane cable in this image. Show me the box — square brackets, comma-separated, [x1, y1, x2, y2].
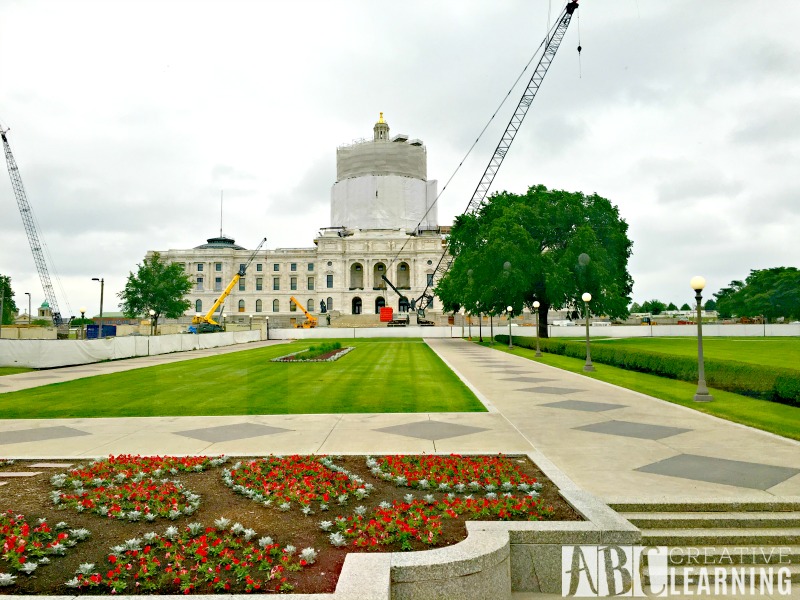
[577, 8, 583, 78]
[385, 7, 566, 274]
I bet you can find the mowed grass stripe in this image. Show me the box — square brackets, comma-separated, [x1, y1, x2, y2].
[591, 337, 800, 371]
[0, 340, 486, 418]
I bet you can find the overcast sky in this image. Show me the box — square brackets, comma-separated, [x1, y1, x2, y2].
[2, 0, 798, 317]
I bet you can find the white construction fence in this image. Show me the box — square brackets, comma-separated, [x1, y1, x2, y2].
[0, 330, 262, 369]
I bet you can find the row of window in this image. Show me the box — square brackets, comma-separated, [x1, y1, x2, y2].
[194, 297, 333, 314]
[195, 275, 333, 292]
[196, 262, 314, 273]
[193, 296, 435, 316]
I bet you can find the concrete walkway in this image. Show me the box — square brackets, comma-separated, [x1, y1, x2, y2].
[1, 338, 798, 503]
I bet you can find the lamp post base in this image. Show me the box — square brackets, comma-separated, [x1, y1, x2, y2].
[693, 392, 714, 402]
[535, 350, 542, 357]
[583, 364, 595, 372]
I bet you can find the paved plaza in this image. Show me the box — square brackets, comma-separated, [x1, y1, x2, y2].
[1, 337, 798, 503]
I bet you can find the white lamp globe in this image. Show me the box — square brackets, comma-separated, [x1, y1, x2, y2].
[582, 293, 592, 302]
[690, 276, 706, 291]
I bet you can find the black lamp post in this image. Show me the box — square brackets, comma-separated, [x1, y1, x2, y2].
[507, 305, 513, 349]
[92, 277, 104, 338]
[265, 316, 270, 340]
[80, 307, 86, 339]
[691, 276, 713, 402]
[533, 300, 542, 357]
[582, 292, 595, 372]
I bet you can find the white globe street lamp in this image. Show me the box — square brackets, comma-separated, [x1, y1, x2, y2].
[507, 305, 513, 349]
[533, 300, 542, 357]
[691, 276, 713, 402]
[582, 292, 595, 372]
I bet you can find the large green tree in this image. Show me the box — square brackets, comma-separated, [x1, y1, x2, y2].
[0, 274, 19, 325]
[436, 185, 633, 336]
[118, 252, 192, 332]
[714, 267, 800, 322]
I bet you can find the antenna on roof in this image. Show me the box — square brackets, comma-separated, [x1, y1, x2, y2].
[220, 190, 223, 237]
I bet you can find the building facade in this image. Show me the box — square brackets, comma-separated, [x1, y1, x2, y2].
[151, 115, 447, 321]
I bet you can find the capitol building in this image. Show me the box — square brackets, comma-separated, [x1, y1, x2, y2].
[151, 115, 448, 324]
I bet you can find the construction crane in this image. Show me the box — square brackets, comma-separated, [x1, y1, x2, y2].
[191, 237, 267, 333]
[2, 127, 68, 327]
[383, 1, 580, 322]
[289, 296, 318, 329]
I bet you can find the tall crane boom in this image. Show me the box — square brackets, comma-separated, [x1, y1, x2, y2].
[192, 237, 267, 332]
[420, 1, 579, 309]
[1, 129, 64, 326]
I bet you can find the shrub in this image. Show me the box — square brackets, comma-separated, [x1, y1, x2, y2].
[497, 335, 799, 405]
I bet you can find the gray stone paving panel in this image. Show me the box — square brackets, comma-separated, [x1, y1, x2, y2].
[174, 422, 292, 443]
[0, 471, 43, 477]
[520, 386, 586, 395]
[575, 420, 691, 440]
[14, 374, 60, 379]
[30, 462, 74, 468]
[636, 454, 800, 490]
[541, 400, 627, 412]
[0, 426, 90, 445]
[503, 376, 555, 383]
[375, 420, 489, 441]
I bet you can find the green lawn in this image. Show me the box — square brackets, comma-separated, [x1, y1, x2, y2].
[0, 340, 486, 418]
[592, 337, 800, 370]
[0, 367, 33, 377]
[486, 342, 799, 441]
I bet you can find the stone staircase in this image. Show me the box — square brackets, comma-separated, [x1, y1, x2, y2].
[611, 501, 800, 588]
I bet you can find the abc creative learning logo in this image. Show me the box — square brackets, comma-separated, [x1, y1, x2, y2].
[562, 545, 794, 597]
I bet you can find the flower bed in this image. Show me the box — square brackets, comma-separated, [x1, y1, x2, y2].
[223, 456, 370, 512]
[50, 455, 225, 522]
[271, 346, 354, 363]
[0, 454, 580, 595]
[0, 510, 89, 586]
[367, 454, 540, 491]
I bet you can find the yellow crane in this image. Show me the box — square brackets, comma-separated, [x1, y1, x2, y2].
[191, 237, 267, 333]
[289, 296, 318, 328]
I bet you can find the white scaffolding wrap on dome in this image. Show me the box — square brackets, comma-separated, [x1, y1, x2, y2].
[330, 176, 438, 231]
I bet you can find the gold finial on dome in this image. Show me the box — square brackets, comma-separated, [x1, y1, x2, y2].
[378, 112, 385, 123]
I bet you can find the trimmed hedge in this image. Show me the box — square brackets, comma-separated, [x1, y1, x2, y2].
[496, 335, 800, 405]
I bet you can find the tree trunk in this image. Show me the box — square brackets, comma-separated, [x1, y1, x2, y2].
[539, 302, 551, 338]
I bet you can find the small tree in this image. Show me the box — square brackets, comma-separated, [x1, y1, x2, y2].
[630, 302, 642, 313]
[666, 302, 678, 311]
[704, 299, 717, 311]
[118, 252, 192, 333]
[0, 274, 19, 325]
[641, 299, 666, 315]
[680, 303, 691, 311]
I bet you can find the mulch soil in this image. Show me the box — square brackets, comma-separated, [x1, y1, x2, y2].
[0, 455, 581, 595]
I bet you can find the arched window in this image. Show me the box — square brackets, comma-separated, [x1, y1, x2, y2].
[195, 299, 202, 313]
[375, 297, 385, 313]
[289, 299, 297, 312]
[327, 297, 333, 312]
[373, 263, 386, 290]
[255, 299, 263, 313]
[399, 297, 409, 313]
[397, 262, 410, 289]
[272, 299, 279, 312]
[350, 263, 364, 289]
[307, 299, 314, 312]
[352, 297, 362, 315]
[238, 300, 245, 313]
